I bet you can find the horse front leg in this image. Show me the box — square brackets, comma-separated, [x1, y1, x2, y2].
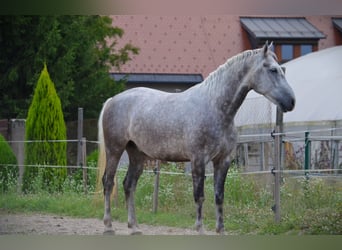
[191, 160, 206, 234]
[213, 158, 230, 234]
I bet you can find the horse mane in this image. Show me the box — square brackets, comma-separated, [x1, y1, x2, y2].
[221, 48, 262, 70]
[199, 48, 263, 96]
[207, 48, 263, 82]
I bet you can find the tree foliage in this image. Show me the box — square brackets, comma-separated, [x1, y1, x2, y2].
[23, 65, 67, 192]
[0, 15, 139, 120]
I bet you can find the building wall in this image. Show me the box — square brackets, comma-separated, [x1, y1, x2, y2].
[307, 16, 339, 49]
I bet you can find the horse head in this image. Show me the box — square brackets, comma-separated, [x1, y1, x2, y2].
[251, 41, 296, 112]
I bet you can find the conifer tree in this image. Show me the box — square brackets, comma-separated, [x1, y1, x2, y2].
[23, 64, 67, 192]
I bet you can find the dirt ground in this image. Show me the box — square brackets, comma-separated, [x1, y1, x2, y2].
[0, 212, 217, 235]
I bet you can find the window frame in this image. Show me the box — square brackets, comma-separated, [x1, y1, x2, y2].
[272, 43, 317, 63]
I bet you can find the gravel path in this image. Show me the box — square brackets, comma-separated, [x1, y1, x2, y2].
[0, 212, 217, 235]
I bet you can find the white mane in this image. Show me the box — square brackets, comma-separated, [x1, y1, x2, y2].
[199, 48, 263, 97]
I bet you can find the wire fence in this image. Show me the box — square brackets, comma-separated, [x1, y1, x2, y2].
[1, 126, 342, 224]
[1, 126, 342, 176]
[235, 127, 342, 179]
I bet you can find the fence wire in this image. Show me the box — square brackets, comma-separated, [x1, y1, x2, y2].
[1, 163, 341, 177]
[1, 126, 342, 176]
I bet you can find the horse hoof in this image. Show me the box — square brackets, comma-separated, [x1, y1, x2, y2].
[130, 229, 142, 235]
[195, 224, 205, 235]
[103, 228, 115, 235]
[216, 227, 225, 235]
[198, 228, 205, 235]
[131, 231, 142, 235]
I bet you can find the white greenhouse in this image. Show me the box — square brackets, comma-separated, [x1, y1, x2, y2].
[235, 46, 342, 171]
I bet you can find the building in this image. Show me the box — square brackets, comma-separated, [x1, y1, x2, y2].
[109, 15, 342, 87]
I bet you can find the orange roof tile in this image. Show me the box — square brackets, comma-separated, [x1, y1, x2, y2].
[110, 15, 245, 77]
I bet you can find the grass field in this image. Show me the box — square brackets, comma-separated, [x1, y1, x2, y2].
[0, 163, 341, 235]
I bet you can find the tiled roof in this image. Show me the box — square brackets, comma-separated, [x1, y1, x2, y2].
[110, 15, 245, 77]
[332, 17, 342, 33]
[240, 17, 326, 40]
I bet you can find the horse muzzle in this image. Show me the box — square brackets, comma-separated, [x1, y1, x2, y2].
[280, 96, 295, 112]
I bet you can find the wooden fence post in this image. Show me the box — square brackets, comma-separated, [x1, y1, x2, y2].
[81, 137, 87, 194]
[76, 108, 88, 194]
[274, 106, 283, 223]
[273, 66, 287, 223]
[77, 108, 83, 167]
[304, 131, 311, 177]
[243, 143, 249, 167]
[260, 142, 265, 171]
[9, 119, 26, 193]
[152, 160, 160, 213]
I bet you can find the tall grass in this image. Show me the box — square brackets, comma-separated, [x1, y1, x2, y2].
[0, 162, 341, 235]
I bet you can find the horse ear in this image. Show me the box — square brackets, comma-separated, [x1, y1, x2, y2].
[263, 41, 269, 55]
[268, 41, 274, 51]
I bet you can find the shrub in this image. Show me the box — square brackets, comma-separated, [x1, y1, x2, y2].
[0, 134, 18, 192]
[23, 64, 67, 193]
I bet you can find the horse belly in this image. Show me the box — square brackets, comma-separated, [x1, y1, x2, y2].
[133, 131, 190, 162]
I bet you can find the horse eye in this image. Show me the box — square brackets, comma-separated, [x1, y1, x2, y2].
[269, 67, 278, 73]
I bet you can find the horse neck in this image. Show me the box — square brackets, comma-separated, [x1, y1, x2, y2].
[201, 51, 259, 120]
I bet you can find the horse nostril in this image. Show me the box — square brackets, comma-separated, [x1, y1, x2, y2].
[291, 98, 295, 108]
[288, 98, 295, 111]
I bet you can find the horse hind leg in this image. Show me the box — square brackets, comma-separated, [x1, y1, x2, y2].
[213, 157, 230, 235]
[123, 142, 145, 235]
[191, 158, 206, 234]
[102, 152, 122, 235]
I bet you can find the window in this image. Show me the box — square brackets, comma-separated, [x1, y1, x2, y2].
[274, 44, 316, 63]
[240, 17, 325, 62]
[281, 45, 294, 61]
[301, 45, 312, 56]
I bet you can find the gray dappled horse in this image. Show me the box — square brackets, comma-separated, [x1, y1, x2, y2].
[98, 42, 295, 235]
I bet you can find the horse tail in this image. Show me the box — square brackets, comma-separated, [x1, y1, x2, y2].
[96, 98, 112, 193]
